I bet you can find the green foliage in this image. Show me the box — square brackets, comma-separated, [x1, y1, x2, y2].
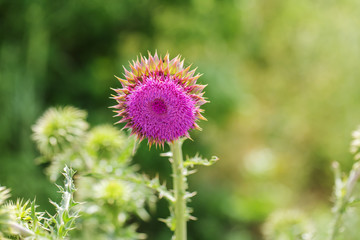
[32, 107, 89, 181]
[3, 0, 360, 239]
[262, 209, 313, 240]
[0, 166, 78, 240]
[262, 126, 360, 240]
[32, 106, 155, 240]
[152, 139, 218, 236]
[48, 166, 79, 239]
[327, 126, 360, 240]
[85, 125, 126, 161]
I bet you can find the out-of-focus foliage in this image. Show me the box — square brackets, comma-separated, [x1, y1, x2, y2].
[0, 186, 11, 238]
[261, 128, 360, 240]
[32, 106, 89, 158]
[325, 127, 360, 240]
[32, 106, 155, 239]
[2, 0, 360, 239]
[262, 209, 313, 240]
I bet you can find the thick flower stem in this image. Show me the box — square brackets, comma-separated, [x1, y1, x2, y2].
[170, 139, 187, 240]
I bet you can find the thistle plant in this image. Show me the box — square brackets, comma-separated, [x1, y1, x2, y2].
[0, 166, 79, 240]
[112, 52, 218, 240]
[32, 106, 89, 181]
[32, 106, 154, 239]
[48, 166, 79, 239]
[328, 125, 360, 240]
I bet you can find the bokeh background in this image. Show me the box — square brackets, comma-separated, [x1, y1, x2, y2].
[2, 0, 360, 239]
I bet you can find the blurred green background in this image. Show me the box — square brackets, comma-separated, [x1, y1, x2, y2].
[2, 0, 360, 239]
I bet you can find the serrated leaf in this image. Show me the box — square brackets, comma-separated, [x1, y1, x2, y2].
[160, 151, 173, 158]
[141, 175, 175, 202]
[184, 154, 219, 168]
[159, 216, 176, 231]
[184, 191, 197, 200]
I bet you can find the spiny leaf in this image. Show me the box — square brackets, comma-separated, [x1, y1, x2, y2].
[184, 154, 219, 168]
[139, 175, 175, 202]
[159, 216, 176, 231]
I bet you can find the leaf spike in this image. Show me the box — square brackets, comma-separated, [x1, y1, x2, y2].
[197, 113, 207, 121]
[186, 67, 197, 77]
[153, 50, 159, 63]
[183, 64, 192, 75]
[164, 52, 170, 63]
[179, 59, 185, 69]
[129, 63, 139, 76]
[114, 75, 128, 86]
[193, 123, 202, 131]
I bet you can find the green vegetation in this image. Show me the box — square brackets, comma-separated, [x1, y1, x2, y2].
[2, 0, 360, 239]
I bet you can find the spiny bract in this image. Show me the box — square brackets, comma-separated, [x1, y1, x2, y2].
[111, 52, 207, 147]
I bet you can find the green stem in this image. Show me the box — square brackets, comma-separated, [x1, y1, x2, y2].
[170, 139, 187, 240]
[329, 215, 341, 240]
[329, 204, 345, 240]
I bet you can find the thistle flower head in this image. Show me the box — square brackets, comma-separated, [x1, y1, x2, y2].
[112, 52, 207, 147]
[32, 106, 89, 156]
[86, 124, 126, 160]
[94, 179, 131, 206]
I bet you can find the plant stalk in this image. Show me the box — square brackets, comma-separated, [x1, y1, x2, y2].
[329, 204, 344, 240]
[170, 139, 187, 240]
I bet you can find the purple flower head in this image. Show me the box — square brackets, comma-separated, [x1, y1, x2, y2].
[111, 52, 207, 147]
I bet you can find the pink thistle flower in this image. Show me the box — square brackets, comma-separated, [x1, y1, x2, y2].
[111, 52, 207, 147]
